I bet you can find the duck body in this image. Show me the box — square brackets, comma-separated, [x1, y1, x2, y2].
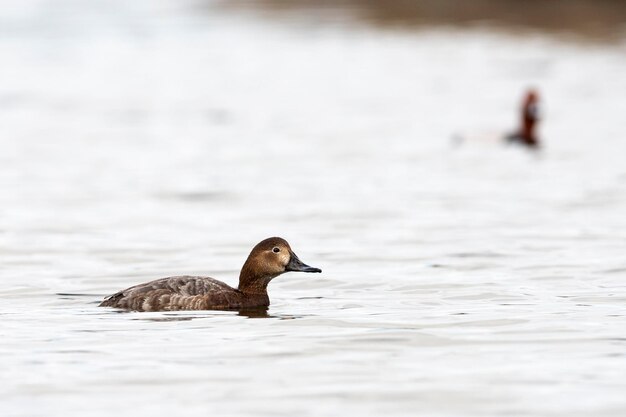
[99, 276, 268, 311]
[506, 131, 538, 148]
[99, 237, 321, 312]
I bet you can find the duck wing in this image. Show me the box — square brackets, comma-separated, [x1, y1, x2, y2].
[99, 275, 238, 311]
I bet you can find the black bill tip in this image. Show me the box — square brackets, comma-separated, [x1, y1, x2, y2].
[286, 252, 322, 274]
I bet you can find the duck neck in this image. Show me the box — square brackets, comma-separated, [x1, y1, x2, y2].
[237, 262, 276, 295]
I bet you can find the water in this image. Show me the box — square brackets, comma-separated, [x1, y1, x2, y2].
[1, 1, 626, 416]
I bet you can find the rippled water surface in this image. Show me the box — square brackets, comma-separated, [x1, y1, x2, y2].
[2, 1, 626, 416]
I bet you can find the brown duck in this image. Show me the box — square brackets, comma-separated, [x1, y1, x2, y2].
[99, 237, 321, 312]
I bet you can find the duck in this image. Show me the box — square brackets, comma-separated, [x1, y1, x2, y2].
[452, 88, 542, 149]
[506, 89, 541, 148]
[99, 237, 321, 312]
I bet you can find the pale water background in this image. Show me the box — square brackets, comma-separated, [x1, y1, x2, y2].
[1, 1, 626, 416]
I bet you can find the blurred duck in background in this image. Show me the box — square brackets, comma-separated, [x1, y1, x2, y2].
[452, 88, 542, 149]
[506, 89, 541, 148]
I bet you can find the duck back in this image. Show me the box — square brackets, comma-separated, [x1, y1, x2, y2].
[99, 276, 253, 311]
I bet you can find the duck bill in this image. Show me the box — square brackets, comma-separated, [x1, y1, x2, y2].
[286, 252, 322, 273]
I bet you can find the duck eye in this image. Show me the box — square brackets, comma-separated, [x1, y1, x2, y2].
[272, 247, 280, 253]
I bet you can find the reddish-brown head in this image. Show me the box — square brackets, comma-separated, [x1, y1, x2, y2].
[238, 237, 321, 294]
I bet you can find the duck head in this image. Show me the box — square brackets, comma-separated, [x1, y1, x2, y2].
[238, 237, 321, 294]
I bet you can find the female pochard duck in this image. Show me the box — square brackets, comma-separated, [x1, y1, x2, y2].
[99, 237, 321, 312]
[506, 89, 541, 148]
